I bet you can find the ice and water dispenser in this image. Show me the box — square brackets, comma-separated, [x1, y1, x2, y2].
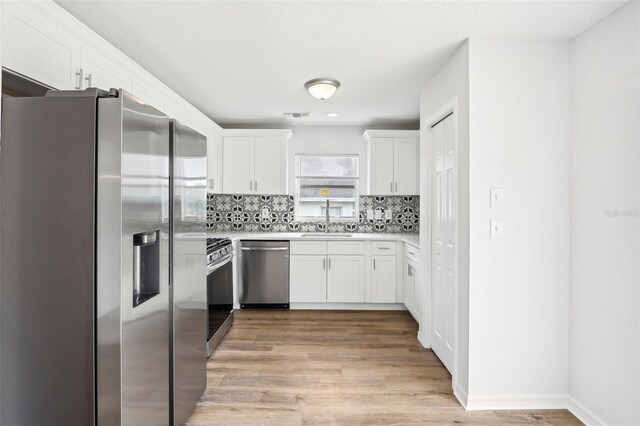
[132, 230, 161, 307]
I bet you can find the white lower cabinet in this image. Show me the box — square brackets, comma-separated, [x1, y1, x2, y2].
[371, 255, 396, 303]
[327, 256, 365, 303]
[403, 258, 420, 321]
[289, 255, 327, 303]
[289, 241, 366, 304]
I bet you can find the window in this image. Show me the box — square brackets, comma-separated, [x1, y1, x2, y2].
[295, 154, 359, 220]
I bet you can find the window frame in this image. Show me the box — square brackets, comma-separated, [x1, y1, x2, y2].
[294, 153, 360, 222]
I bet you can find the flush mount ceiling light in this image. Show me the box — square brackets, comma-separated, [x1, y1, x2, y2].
[304, 78, 340, 100]
[326, 112, 340, 117]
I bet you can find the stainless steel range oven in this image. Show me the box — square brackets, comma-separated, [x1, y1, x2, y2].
[206, 237, 234, 356]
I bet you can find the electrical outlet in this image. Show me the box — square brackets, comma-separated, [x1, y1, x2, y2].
[261, 208, 270, 219]
[367, 209, 374, 220]
[490, 187, 505, 208]
[490, 219, 504, 239]
[385, 210, 393, 220]
[374, 210, 382, 220]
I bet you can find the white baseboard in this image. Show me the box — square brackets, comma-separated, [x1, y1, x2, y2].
[463, 392, 607, 425]
[289, 303, 407, 311]
[453, 382, 468, 408]
[566, 395, 607, 426]
[465, 393, 568, 411]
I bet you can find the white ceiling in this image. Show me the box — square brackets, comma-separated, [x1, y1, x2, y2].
[56, 1, 624, 128]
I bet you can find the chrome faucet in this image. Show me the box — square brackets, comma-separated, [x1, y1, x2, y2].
[325, 199, 330, 233]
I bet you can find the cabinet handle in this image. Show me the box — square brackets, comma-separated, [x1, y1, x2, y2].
[254, 180, 258, 192]
[379, 247, 389, 250]
[249, 180, 252, 191]
[373, 259, 376, 270]
[395, 182, 398, 193]
[328, 258, 331, 269]
[75, 69, 84, 90]
[323, 258, 326, 270]
[390, 182, 393, 193]
[84, 73, 93, 88]
[407, 264, 411, 276]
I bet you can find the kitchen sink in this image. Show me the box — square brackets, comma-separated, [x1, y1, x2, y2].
[300, 233, 353, 238]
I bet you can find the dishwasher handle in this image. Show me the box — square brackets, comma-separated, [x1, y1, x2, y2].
[241, 247, 289, 251]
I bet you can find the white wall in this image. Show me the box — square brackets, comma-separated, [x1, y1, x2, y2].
[467, 39, 571, 404]
[287, 126, 369, 195]
[569, 2, 640, 424]
[419, 40, 470, 402]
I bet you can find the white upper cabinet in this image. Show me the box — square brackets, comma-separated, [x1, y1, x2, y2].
[206, 133, 221, 193]
[394, 137, 419, 195]
[0, 1, 223, 161]
[2, 2, 82, 90]
[222, 130, 291, 195]
[253, 136, 286, 194]
[222, 137, 254, 194]
[369, 138, 395, 195]
[80, 47, 132, 92]
[364, 130, 419, 195]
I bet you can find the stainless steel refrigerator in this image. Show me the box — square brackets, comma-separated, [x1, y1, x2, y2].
[0, 88, 207, 425]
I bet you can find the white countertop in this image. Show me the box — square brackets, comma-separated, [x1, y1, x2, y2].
[208, 232, 420, 247]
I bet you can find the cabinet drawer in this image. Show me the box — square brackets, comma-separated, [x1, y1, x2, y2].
[404, 243, 420, 263]
[372, 241, 396, 255]
[327, 240, 365, 255]
[291, 240, 327, 255]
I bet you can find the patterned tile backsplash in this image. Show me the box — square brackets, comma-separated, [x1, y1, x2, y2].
[207, 194, 420, 234]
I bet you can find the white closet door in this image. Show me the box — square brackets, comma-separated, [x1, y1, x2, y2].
[443, 115, 456, 364]
[253, 136, 286, 194]
[394, 137, 419, 194]
[369, 138, 395, 195]
[222, 137, 254, 194]
[431, 114, 455, 373]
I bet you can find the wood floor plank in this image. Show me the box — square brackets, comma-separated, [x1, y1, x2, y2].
[187, 310, 581, 426]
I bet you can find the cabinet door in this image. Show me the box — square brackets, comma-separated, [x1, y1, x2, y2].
[2, 2, 82, 90]
[222, 137, 254, 194]
[290, 255, 327, 303]
[394, 137, 419, 195]
[206, 133, 221, 193]
[327, 256, 365, 303]
[369, 138, 395, 195]
[403, 260, 415, 314]
[81, 47, 132, 91]
[371, 256, 396, 303]
[253, 136, 286, 194]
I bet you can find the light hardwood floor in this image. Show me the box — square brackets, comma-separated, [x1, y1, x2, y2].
[187, 310, 581, 425]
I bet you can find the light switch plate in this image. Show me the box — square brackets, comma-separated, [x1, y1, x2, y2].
[385, 210, 393, 220]
[490, 187, 505, 208]
[490, 219, 504, 240]
[367, 209, 374, 220]
[374, 210, 382, 220]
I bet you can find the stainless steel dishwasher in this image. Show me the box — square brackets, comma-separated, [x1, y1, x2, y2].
[240, 240, 290, 309]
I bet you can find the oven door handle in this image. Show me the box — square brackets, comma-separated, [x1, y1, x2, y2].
[207, 252, 233, 275]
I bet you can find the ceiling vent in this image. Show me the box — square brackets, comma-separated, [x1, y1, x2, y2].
[283, 112, 311, 118]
